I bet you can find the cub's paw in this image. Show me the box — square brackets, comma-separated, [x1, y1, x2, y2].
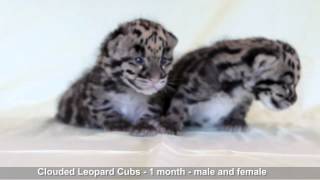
[159, 118, 183, 135]
[215, 118, 248, 132]
[104, 120, 132, 131]
[130, 120, 160, 137]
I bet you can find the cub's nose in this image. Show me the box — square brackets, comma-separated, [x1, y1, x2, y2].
[148, 72, 161, 83]
[286, 92, 297, 103]
[149, 77, 160, 85]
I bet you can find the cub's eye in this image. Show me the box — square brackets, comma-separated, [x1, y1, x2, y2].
[160, 57, 170, 66]
[276, 93, 285, 98]
[134, 57, 144, 64]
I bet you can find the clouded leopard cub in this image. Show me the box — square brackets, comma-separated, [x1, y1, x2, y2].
[56, 19, 177, 132]
[160, 37, 301, 134]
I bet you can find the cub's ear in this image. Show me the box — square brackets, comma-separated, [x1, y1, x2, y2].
[165, 31, 178, 48]
[101, 25, 129, 57]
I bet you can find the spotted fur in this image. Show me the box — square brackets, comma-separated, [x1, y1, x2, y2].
[56, 19, 177, 133]
[159, 37, 301, 134]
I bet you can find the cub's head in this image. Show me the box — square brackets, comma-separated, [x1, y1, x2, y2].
[252, 41, 301, 110]
[100, 18, 178, 95]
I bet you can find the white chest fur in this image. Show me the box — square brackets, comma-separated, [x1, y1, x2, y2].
[108, 91, 149, 124]
[188, 88, 249, 127]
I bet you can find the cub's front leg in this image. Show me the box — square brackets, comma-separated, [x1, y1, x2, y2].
[88, 98, 132, 131]
[159, 93, 189, 135]
[160, 72, 216, 135]
[130, 104, 186, 136]
[99, 111, 132, 131]
[216, 98, 252, 131]
[130, 105, 165, 136]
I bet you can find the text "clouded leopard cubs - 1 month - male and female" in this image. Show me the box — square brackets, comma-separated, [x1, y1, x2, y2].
[160, 38, 301, 134]
[56, 19, 178, 134]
